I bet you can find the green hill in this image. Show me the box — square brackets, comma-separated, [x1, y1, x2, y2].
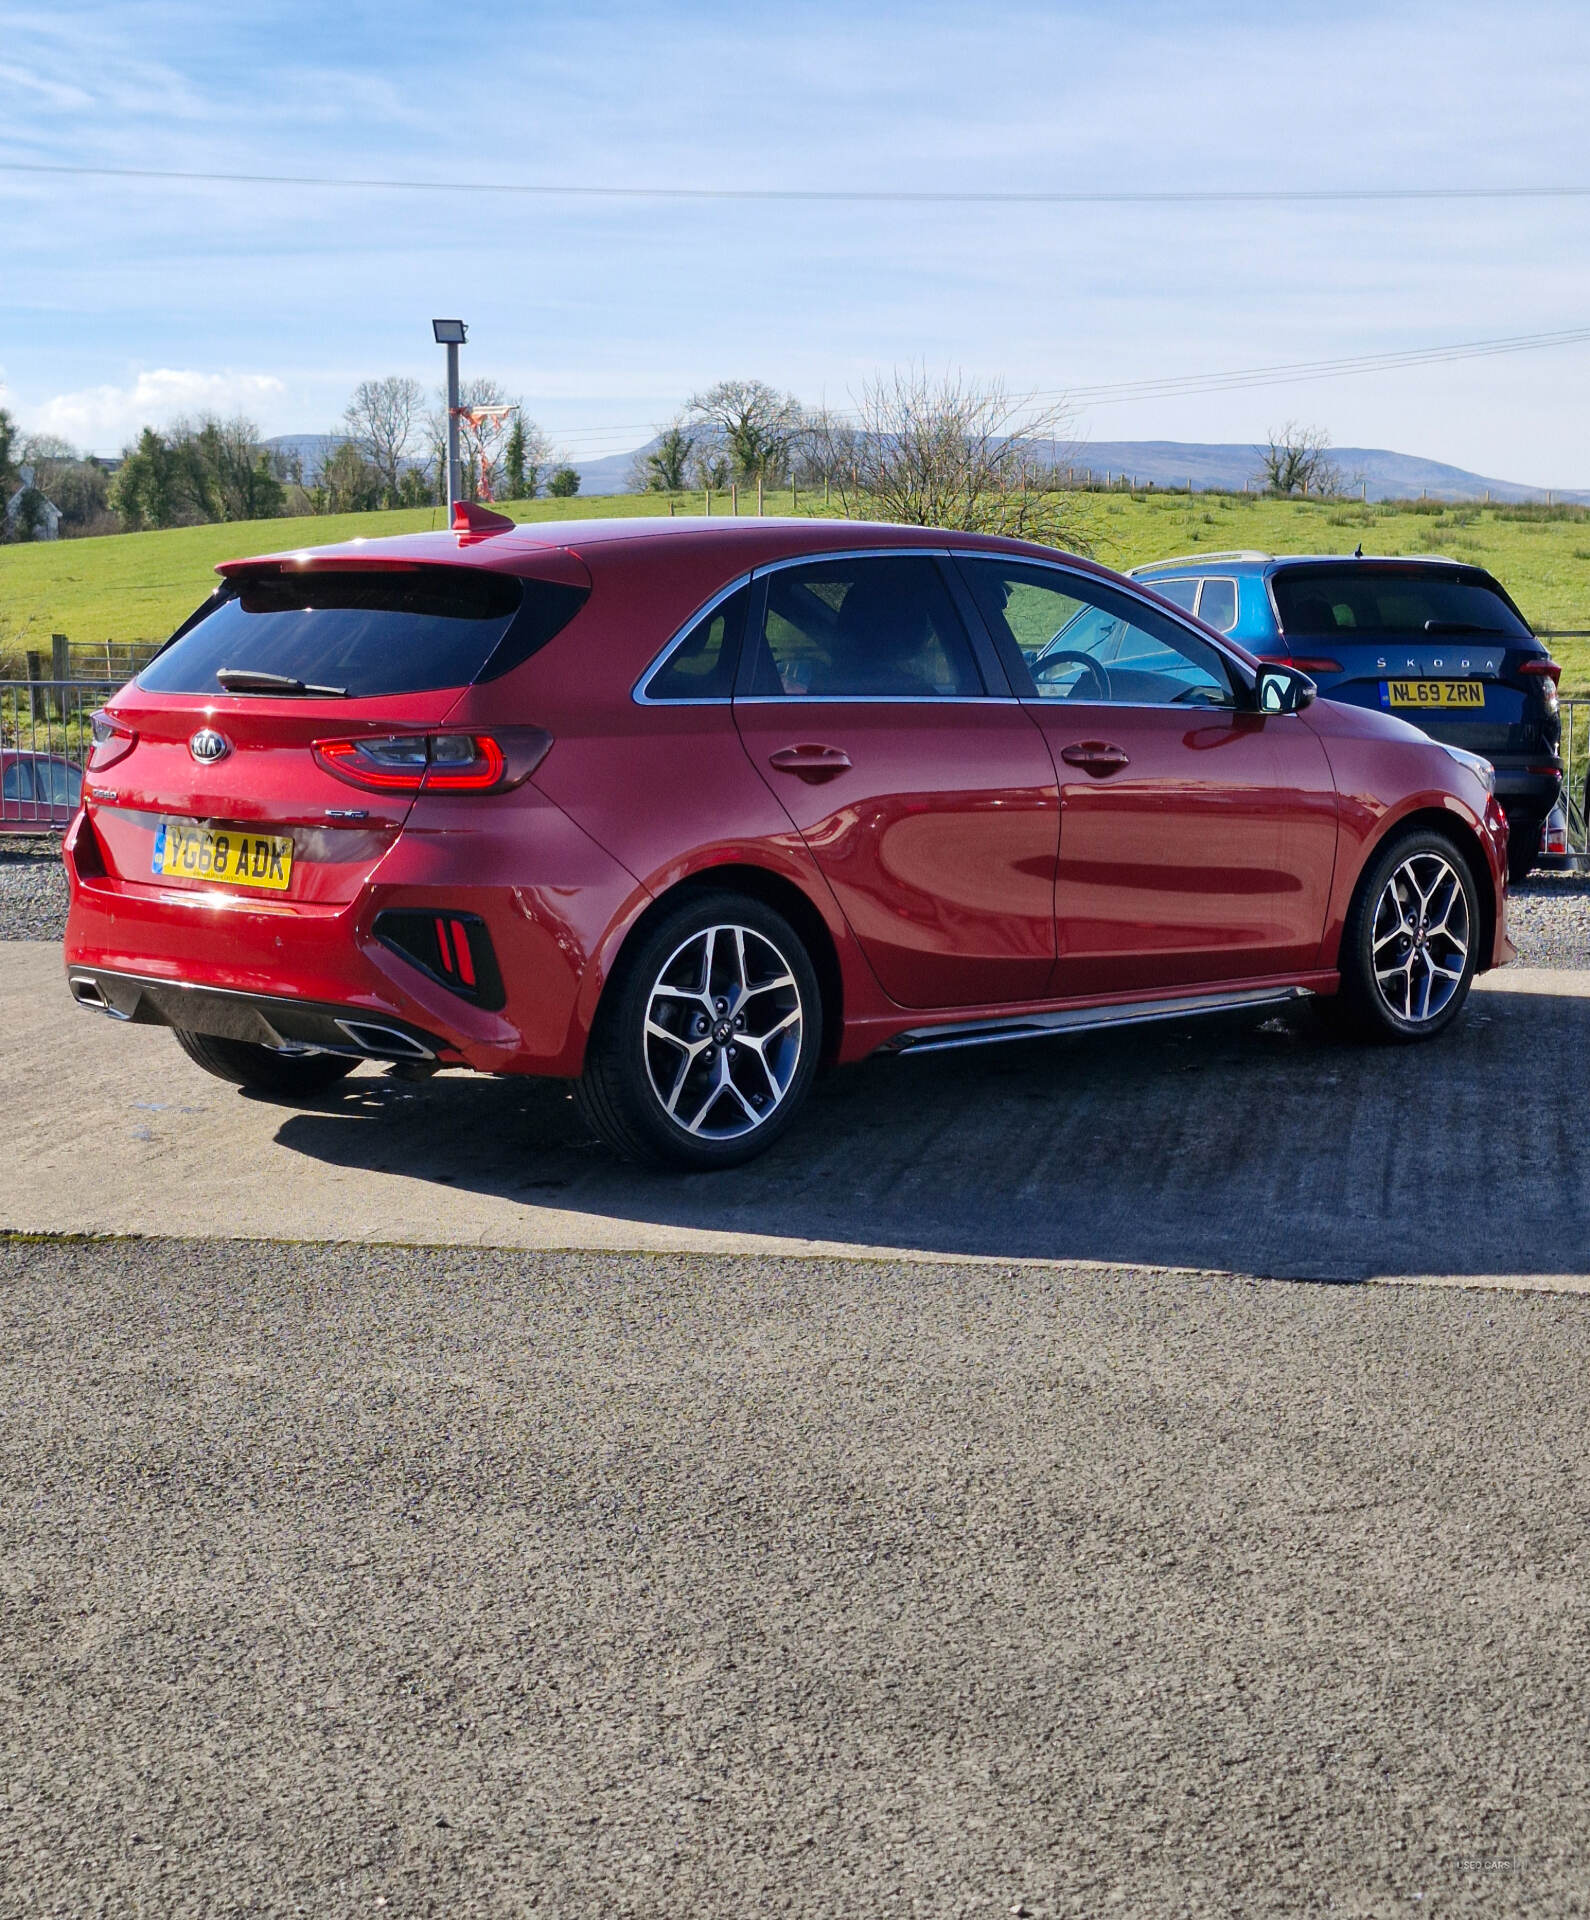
[4, 489, 1588, 692]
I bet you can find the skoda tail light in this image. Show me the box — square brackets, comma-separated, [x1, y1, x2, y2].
[1518, 658, 1561, 715]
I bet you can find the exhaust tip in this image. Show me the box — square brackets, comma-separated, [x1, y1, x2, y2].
[69, 975, 110, 1011]
[333, 1019, 434, 1060]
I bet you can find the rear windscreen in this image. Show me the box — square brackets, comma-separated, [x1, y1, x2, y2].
[140, 566, 587, 697]
[1272, 566, 1530, 640]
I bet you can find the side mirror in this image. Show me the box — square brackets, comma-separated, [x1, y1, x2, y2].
[1254, 664, 1317, 715]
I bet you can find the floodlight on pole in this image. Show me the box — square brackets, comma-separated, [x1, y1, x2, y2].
[431, 319, 468, 513]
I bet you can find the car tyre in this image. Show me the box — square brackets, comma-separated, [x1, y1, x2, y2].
[1506, 815, 1542, 885]
[1330, 829, 1481, 1043]
[576, 891, 823, 1170]
[172, 1028, 359, 1097]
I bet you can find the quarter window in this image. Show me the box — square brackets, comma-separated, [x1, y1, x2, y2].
[644, 584, 749, 701]
[1195, 577, 1238, 632]
[745, 556, 984, 699]
[961, 561, 1235, 708]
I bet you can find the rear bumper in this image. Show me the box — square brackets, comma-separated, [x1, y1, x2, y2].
[67, 967, 446, 1061]
[1488, 754, 1564, 823]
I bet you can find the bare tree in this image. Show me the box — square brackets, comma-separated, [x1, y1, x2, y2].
[685, 379, 804, 484]
[809, 368, 1091, 548]
[344, 376, 424, 502]
[1258, 421, 1343, 498]
[427, 376, 518, 501]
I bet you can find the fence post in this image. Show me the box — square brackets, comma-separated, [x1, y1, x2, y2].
[25, 651, 43, 724]
[51, 634, 70, 720]
[731, 483, 739, 517]
[704, 487, 712, 517]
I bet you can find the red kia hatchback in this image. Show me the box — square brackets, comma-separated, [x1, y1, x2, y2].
[64, 508, 1512, 1167]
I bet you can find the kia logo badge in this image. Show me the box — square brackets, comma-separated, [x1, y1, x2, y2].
[189, 728, 231, 765]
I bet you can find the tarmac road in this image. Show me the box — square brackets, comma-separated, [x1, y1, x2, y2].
[2, 1237, 1587, 1917]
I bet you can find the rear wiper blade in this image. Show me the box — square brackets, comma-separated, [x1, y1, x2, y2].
[216, 667, 347, 696]
[1422, 621, 1513, 636]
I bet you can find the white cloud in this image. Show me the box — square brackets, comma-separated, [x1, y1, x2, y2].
[26, 370, 287, 450]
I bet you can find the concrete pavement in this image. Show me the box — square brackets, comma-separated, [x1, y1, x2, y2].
[5, 941, 1588, 1288]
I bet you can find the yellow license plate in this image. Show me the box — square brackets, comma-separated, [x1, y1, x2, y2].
[1385, 679, 1485, 709]
[152, 820, 293, 891]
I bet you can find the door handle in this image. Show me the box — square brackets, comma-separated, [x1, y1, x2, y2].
[1059, 740, 1130, 776]
[768, 744, 853, 783]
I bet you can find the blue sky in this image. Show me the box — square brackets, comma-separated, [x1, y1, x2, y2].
[2, 0, 1588, 483]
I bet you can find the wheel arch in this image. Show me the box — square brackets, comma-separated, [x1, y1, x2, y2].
[599, 862, 846, 1065]
[1353, 805, 1498, 976]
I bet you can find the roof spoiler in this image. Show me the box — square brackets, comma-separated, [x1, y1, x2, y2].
[452, 501, 516, 537]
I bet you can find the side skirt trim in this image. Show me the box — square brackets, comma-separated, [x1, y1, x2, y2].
[881, 985, 1314, 1055]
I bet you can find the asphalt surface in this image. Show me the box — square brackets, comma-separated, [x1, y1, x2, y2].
[2, 1236, 1587, 1918]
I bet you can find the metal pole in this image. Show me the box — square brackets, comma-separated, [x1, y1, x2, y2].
[445, 341, 462, 515]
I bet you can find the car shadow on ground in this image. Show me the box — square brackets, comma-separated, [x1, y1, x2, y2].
[260, 979, 1590, 1282]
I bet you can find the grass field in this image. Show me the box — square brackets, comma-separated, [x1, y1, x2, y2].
[5, 489, 1590, 691]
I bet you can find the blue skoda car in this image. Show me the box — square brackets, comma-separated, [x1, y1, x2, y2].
[1129, 551, 1565, 878]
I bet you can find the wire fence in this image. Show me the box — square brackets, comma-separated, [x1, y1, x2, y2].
[0, 678, 106, 833]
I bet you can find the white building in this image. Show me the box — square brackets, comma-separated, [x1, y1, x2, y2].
[4, 467, 64, 541]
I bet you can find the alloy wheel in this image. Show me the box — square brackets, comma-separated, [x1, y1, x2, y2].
[643, 922, 804, 1140]
[1369, 850, 1471, 1024]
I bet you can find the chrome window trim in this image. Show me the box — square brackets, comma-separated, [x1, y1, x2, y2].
[732, 695, 1023, 707]
[632, 572, 754, 706]
[748, 543, 959, 576]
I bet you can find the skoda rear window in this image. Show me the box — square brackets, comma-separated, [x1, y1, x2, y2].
[1272, 567, 1529, 640]
[140, 566, 588, 697]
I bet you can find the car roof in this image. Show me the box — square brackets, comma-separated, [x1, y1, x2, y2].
[215, 515, 1117, 583]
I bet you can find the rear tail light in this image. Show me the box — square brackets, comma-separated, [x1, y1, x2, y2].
[1259, 653, 1341, 675]
[313, 728, 549, 795]
[1542, 813, 1570, 857]
[87, 710, 137, 770]
[374, 910, 505, 1009]
[1518, 659, 1560, 714]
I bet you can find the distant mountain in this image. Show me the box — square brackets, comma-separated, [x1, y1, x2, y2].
[261, 433, 349, 481]
[570, 435, 1586, 503]
[1038, 440, 1588, 505]
[266, 430, 1583, 506]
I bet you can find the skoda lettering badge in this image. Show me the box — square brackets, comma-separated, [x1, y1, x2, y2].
[189, 728, 231, 765]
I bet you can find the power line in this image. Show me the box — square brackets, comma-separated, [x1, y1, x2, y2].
[4, 160, 1590, 206]
[509, 327, 1590, 454]
[1042, 325, 1590, 408]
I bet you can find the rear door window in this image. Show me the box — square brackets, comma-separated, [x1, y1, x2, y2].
[1146, 576, 1200, 613]
[744, 556, 984, 698]
[140, 565, 587, 698]
[1272, 566, 1530, 639]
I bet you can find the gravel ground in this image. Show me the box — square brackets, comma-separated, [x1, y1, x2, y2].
[2, 1237, 1587, 1918]
[4, 839, 1585, 966]
[0, 844, 67, 942]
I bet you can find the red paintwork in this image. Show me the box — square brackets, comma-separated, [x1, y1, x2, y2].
[63, 516, 1512, 1078]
